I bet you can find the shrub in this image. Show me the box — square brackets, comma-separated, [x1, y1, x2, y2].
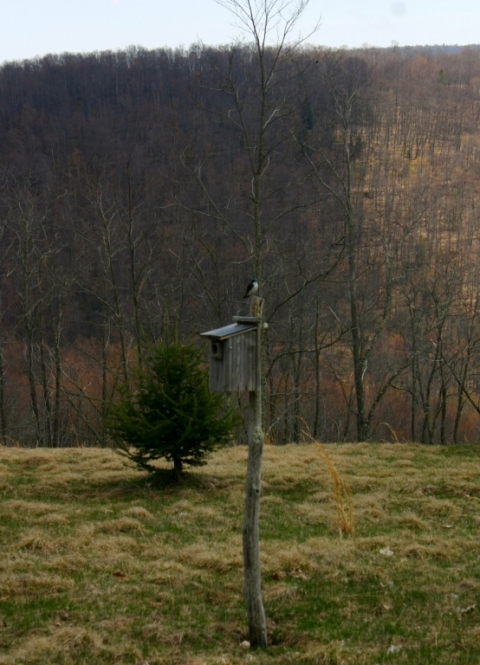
[106, 341, 238, 476]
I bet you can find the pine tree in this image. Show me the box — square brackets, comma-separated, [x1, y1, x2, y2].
[106, 342, 238, 476]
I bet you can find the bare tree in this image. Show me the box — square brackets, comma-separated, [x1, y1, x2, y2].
[189, 0, 321, 648]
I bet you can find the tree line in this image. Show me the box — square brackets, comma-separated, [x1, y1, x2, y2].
[1, 39, 480, 446]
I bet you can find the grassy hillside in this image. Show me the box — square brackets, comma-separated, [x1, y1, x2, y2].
[0, 443, 479, 664]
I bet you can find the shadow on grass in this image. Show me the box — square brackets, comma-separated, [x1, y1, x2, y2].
[83, 467, 229, 500]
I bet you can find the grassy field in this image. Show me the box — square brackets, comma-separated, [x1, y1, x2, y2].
[0, 443, 480, 664]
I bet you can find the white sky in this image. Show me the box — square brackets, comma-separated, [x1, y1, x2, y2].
[1, 0, 479, 65]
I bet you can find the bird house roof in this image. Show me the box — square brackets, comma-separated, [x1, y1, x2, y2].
[200, 322, 256, 341]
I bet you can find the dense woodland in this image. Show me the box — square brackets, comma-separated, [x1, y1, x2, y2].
[2, 38, 480, 446]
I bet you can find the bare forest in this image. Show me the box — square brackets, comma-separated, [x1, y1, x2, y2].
[1, 43, 480, 446]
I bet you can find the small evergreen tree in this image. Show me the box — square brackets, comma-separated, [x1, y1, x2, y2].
[106, 341, 238, 476]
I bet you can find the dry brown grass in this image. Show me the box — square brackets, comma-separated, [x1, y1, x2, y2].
[0, 443, 479, 664]
[314, 442, 355, 534]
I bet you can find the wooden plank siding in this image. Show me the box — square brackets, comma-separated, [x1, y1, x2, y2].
[208, 329, 256, 392]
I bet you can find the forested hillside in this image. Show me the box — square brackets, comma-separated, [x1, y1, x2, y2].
[1, 41, 480, 446]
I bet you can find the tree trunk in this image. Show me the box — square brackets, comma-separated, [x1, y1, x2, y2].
[243, 394, 267, 648]
[243, 313, 267, 649]
[173, 455, 183, 478]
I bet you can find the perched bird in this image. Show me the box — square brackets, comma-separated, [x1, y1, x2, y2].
[243, 278, 258, 299]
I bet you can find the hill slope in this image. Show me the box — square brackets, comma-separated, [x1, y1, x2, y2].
[0, 443, 479, 664]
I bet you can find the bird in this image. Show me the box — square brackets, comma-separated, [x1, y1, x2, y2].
[243, 278, 258, 299]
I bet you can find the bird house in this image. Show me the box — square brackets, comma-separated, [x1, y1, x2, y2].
[201, 318, 258, 392]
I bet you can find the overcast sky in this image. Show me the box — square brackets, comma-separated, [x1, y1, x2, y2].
[1, 0, 479, 65]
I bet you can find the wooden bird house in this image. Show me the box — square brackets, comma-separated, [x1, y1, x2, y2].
[202, 296, 266, 648]
[200, 317, 258, 392]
